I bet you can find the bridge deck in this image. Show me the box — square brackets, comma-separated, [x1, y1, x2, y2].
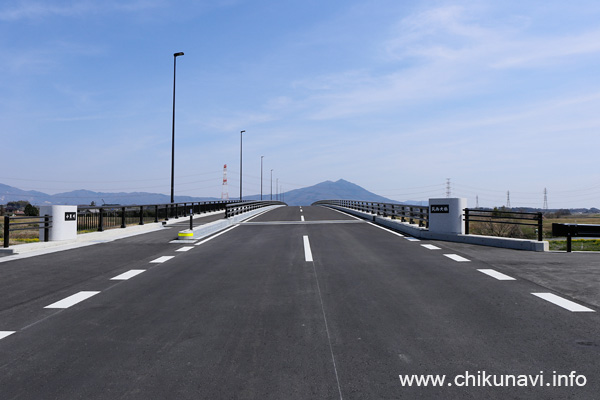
[0, 206, 598, 399]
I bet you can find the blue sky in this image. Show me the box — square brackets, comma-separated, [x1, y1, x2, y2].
[1, 0, 599, 208]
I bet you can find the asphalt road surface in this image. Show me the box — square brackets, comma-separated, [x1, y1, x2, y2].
[0, 206, 598, 399]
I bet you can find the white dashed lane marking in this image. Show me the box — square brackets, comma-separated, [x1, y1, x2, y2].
[532, 293, 595, 312]
[176, 246, 194, 252]
[301, 215, 305, 222]
[110, 269, 146, 280]
[405, 237, 420, 242]
[150, 256, 175, 263]
[421, 244, 440, 250]
[444, 254, 470, 262]
[44, 291, 101, 309]
[303, 235, 313, 262]
[0, 331, 16, 340]
[477, 269, 516, 281]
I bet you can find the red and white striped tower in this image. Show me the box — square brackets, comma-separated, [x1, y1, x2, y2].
[221, 164, 229, 200]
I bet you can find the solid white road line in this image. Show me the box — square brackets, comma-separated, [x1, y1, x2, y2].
[44, 291, 101, 309]
[110, 269, 146, 281]
[195, 224, 240, 246]
[367, 222, 405, 237]
[477, 269, 516, 281]
[444, 254, 470, 262]
[303, 235, 313, 262]
[328, 207, 363, 220]
[176, 246, 194, 252]
[150, 256, 175, 263]
[421, 244, 441, 250]
[0, 331, 16, 340]
[532, 293, 595, 312]
[243, 208, 274, 222]
[301, 215, 305, 222]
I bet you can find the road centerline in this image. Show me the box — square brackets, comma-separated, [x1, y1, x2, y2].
[303, 235, 313, 262]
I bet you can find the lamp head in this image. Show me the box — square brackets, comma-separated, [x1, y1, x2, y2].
[174, 52, 184, 57]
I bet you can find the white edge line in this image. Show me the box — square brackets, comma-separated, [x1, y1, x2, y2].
[110, 269, 146, 281]
[532, 293, 595, 312]
[0, 331, 16, 340]
[303, 235, 313, 262]
[477, 269, 516, 281]
[243, 208, 275, 222]
[195, 224, 240, 246]
[44, 291, 101, 309]
[367, 222, 405, 237]
[326, 206, 363, 220]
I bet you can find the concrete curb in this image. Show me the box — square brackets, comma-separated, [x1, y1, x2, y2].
[323, 205, 549, 252]
[0, 211, 224, 257]
[178, 205, 284, 240]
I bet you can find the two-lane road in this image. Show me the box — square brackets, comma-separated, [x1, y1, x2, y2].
[0, 206, 598, 399]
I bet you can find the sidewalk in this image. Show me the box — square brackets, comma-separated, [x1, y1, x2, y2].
[0, 211, 224, 262]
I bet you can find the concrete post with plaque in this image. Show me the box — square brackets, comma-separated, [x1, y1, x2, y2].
[39, 205, 78, 241]
[428, 198, 466, 235]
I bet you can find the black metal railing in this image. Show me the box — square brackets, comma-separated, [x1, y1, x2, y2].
[2, 215, 52, 248]
[224, 201, 287, 218]
[312, 200, 429, 227]
[552, 223, 600, 252]
[77, 200, 238, 233]
[464, 208, 543, 241]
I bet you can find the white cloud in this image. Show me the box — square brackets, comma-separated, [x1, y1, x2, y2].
[0, 0, 164, 21]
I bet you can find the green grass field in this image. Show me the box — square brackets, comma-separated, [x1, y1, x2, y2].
[549, 239, 600, 252]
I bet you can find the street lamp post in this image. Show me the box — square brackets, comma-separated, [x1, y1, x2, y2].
[170, 51, 184, 204]
[260, 156, 264, 200]
[270, 169, 273, 201]
[240, 130, 245, 201]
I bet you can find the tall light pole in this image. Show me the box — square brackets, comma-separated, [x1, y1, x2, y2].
[240, 130, 245, 201]
[260, 156, 264, 200]
[170, 51, 184, 204]
[270, 169, 273, 200]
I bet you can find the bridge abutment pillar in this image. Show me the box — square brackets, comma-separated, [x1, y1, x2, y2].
[428, 198, 466, 235]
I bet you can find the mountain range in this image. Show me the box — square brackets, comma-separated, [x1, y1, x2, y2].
[0, 179, 405, 207]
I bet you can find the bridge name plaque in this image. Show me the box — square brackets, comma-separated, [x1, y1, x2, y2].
[430, 205, 449, 214]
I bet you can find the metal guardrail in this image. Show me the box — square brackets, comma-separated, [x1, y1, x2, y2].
[224, 201, 287, 218]
[464, 208, 543, 241]
[77, 200, 238, 232]
[552, 223, 600, 252]
[2, 215, 52, 248]
[312, 200, 429, 227]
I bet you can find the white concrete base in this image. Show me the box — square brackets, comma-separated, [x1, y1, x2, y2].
[323, 205, 549, 252]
